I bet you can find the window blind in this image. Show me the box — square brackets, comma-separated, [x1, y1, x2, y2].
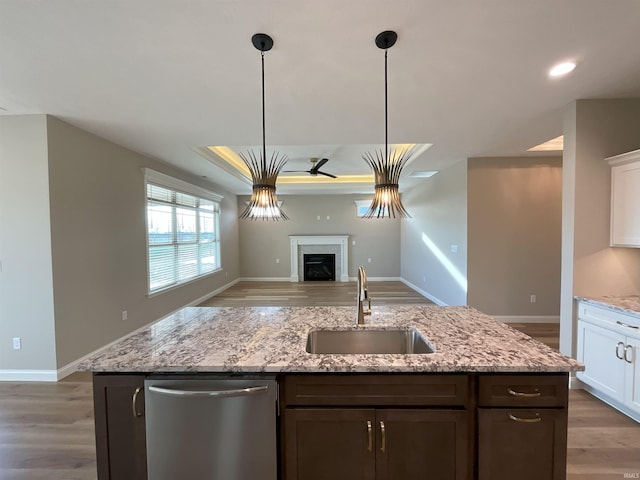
[145, 174, 221, 294]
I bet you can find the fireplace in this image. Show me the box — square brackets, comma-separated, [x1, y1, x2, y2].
[289, 235, 350, 282]
[303, 254, 336, 281]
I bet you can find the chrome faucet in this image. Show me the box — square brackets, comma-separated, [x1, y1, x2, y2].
[356, 266, 372, 325]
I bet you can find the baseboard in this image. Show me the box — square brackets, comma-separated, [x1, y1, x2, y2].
[399, 278, 448, 306]
[569, 375, 585, 390]
[581, 383, 640, 423]
[1, 278, 242, 383]
[347, 276, 402, 282]
[0, 369, 59, 382]
[493, 315, 560, 324]
[240, 277, 292, 282]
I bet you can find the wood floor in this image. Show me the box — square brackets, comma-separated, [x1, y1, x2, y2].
[0, 281, 637, 479]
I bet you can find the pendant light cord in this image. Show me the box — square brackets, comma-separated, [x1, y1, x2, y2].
[261, 50, 266, 173]
[384, 49, 388, 160]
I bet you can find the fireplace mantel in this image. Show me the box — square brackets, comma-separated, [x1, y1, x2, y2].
[289, 235, 349, 282]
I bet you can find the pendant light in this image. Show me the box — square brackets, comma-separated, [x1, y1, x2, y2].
[362, 30, 412, 219]
[239, 33, 289, 221]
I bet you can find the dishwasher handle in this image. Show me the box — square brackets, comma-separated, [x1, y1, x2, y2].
[148, 384, 269, 399]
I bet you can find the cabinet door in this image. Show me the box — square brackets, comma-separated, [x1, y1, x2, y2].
[284, 408, 375, 480]
[93, 374, 147, 480]
[375, 409, 469, 480]
[576, 320, 626, 403]
[478, 408, 567, 480]
[611, 161, 640, 247]
[624, 337, 640, 416]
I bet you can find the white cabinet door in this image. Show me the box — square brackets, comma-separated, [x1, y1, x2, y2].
[624, 337, 640, 417]
[610, 160, 640, 247]
[577, 320, 626, 403]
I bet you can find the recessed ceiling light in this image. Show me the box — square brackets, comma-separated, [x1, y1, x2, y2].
[409, 170, 439, 178]
[549, 62, 576, 77]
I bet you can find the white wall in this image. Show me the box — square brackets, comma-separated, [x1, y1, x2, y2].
[401, 160, 468, 306]
[0, 115, 58, 373]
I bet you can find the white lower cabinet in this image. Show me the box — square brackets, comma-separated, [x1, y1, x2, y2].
[577, 301, 640, 422]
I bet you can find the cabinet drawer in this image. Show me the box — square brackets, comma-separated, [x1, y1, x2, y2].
[478, 374, 568, 408]
[578, 302, 640, 334]
[282, 374, 470, 407]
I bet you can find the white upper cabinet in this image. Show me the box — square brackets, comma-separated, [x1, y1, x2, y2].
[607, 149, 640, 248]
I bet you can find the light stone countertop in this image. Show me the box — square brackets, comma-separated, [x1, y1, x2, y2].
[575, 295, 640, 320]
[79, 305, 583, 374]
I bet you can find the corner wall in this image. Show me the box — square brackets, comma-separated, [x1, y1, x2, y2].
[401, 160, 468, 306]
[0, 115, 58, 373]
[46, 116, 240, 369]
[560, 99, 640, 356]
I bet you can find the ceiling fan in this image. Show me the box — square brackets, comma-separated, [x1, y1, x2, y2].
[283, 158, 338, 179]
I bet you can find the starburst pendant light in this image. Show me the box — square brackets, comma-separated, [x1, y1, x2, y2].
[362, 30, 412, 219]
[239, 33, 288, 221]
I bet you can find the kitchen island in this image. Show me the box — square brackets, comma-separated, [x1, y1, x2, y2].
[80, 305, 582, 480]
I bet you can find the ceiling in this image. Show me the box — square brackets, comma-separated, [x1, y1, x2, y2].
[2, 1, 640, 196]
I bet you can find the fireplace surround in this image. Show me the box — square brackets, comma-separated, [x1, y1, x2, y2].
[289, 235, 349, 282]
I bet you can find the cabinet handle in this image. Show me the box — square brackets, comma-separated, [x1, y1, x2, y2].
[132, 387, 143, 418]
[616, 320, 639, 330]
[507, 387, 541, 398]
[366, 421, 372, 452]
[379, 421, 386, 453]
[616, 341, 625, 360]
[624, 345, 634, 364]
[508, 413, 541, 423]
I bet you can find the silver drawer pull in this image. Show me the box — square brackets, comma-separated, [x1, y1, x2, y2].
[616, 341, 625, 360]
[148, 385, 268, 398]
[624, 345, 634, 364]
[507, 387, 541, 398]
[132, 387, 143, 418]
[366, 421, 373, 452]
[379, 421, 386, 453]
[509, 413, 541, 423]
[616, 320, 639, 330]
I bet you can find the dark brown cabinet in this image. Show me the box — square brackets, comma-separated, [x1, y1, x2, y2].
[281, 374, 471, 480]
[477, 374, 568, 480]
[91, 372, 570, 480]
[93, 374, 148, 480]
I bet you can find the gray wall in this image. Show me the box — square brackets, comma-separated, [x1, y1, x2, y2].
[467, 156, 562, 317]
[1, 115, 240, 372]
[0, 115, 58, 371]
[560, 99, 640, 356]
[401, 160, 468, 306]
[238, 194, 401, 278]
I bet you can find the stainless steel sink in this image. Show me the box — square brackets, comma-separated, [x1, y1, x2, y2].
[305, 328, 435, 354]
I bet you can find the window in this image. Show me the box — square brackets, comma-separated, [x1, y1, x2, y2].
[144, 169, 222, 294]
[355, 200, 372, 217]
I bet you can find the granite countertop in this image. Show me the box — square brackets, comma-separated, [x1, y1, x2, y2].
[575, 295, 640, 319]
[79, 305, 582, 374]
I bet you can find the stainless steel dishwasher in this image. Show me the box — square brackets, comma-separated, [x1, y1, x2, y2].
[144, 376, 277, 480]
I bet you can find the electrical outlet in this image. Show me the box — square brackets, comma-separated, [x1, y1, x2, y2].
[352, 240, 356, 246]
[326, 216, 330, 220]
[12, 337, 21, 350]
[450, 244, 458, 253]
[530, 295, 537, 303]
[276, 258, 280, 264]
[316, 215, 320, 221]
[122, 310, 128, 321]
[367, 257, 372, 263]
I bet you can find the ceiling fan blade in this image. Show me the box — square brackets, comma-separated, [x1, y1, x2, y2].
[317, 171, 338, 179]
[311, 158, 329, 173]
[282, 170, 312, 174]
